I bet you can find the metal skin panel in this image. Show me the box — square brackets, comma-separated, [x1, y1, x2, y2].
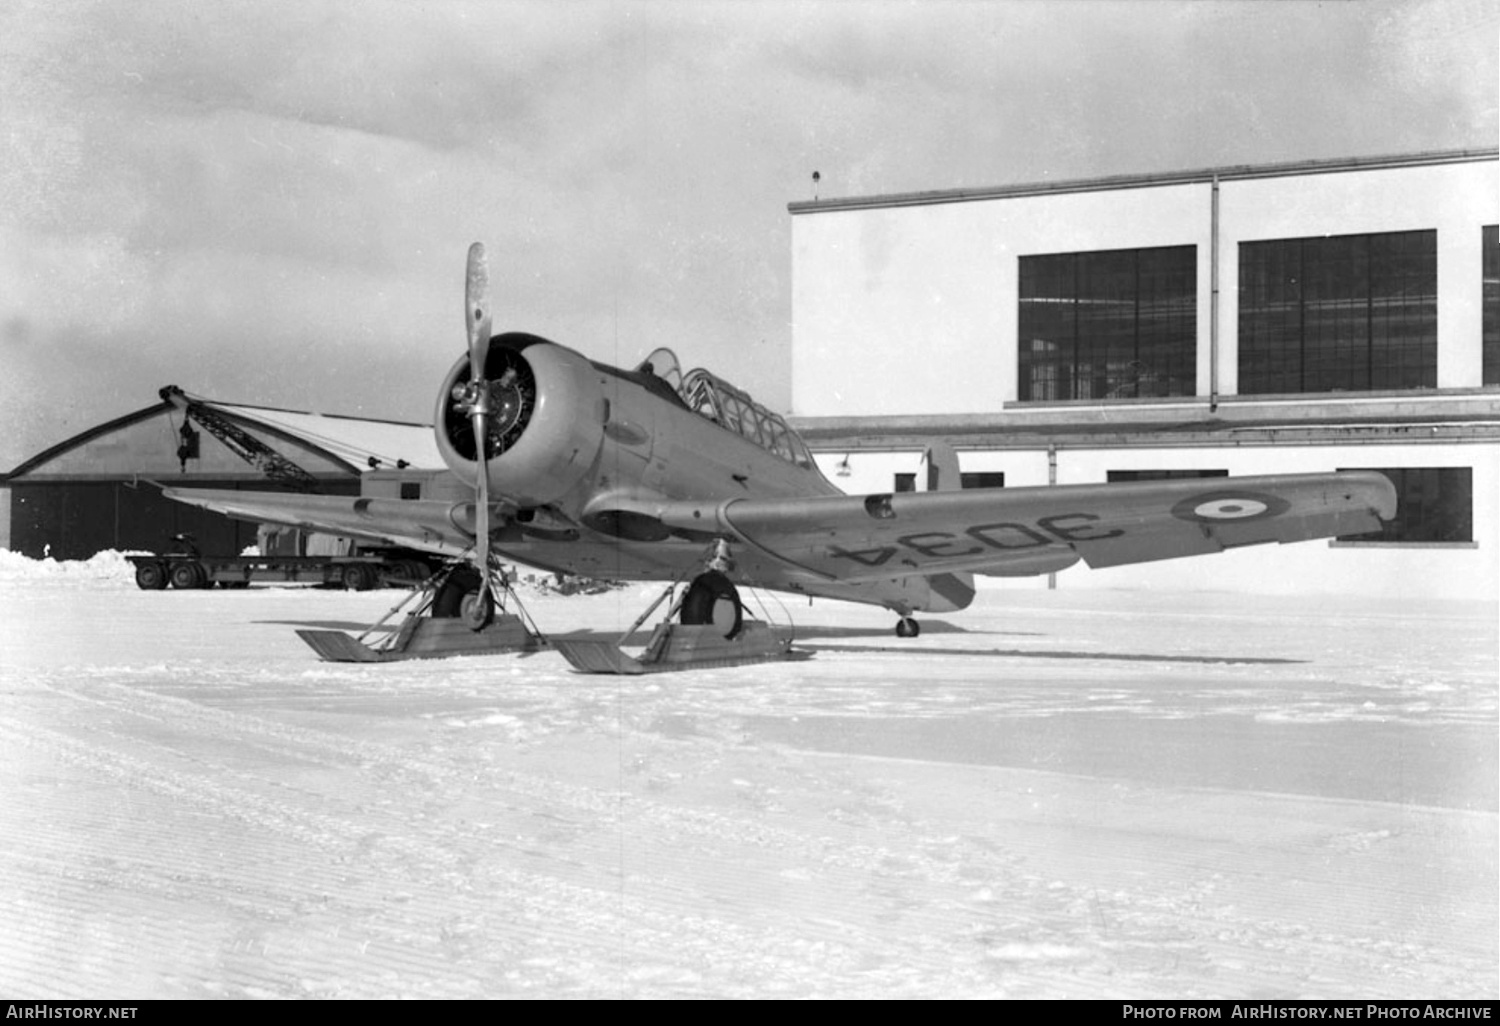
[164, 328, 1398, 618]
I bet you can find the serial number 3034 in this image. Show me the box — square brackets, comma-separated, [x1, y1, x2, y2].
[826, 513, 1123, 567]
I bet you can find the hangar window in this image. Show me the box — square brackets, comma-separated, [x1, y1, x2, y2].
[894, 471, 1005, 491]
[962, 472, 1005, 489]
[1107, 469, 1228, 482]
[1484, 225, 1498, 386]
[1018, 245, 1196, 401]
[1239, 230, 1436, 394]
[1335, 467, 1473, 545]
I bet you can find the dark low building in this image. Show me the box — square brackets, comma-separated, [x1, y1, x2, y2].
[2, 390, 439, 560]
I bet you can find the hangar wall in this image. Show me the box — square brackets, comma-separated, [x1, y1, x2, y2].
[788, 150, 1499, 601]
[794, 181, 1214, 412]
[3, 478, 360, 562]
[791, 155, 1495, 413]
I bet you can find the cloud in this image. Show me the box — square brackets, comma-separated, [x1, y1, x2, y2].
[1, 0, 1494, 477]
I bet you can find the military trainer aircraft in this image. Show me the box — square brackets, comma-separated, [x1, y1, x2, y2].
[164, 244, 1397, 669]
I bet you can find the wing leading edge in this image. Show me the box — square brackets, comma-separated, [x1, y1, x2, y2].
[160, 487, 485, 556]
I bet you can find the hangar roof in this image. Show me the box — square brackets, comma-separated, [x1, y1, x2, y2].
[788, 147, 1498, 215]
[3, 391, 441, 483]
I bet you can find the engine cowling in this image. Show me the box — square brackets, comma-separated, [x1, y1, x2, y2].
[434, 333, 606, 508]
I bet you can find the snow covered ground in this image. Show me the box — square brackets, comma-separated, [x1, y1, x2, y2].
[0, 551, 1494, 998]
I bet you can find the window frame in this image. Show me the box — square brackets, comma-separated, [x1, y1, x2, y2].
[1483, 225, 1498, 386]
[1106, 469, 1228, 483]
[1017, 244, 1197, 402]
[894, 471, 1007, 491]
[1331, 466, 1475, 547]
[1238, 229, 1438, 395]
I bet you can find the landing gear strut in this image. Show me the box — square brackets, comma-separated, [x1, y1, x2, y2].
[294, 560, 541, 662]
[429, 563, 497, 630]
[679, 570, 743, 638]
[550, 539, 795, 674]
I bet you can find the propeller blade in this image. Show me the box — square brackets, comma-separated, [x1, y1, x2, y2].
[466, 242, 493, 382]
[465, 242, 495, 630]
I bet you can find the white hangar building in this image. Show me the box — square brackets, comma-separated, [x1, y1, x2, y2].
[785, 148, 1499, 601]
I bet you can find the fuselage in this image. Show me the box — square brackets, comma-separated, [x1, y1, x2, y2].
[434, 333, 870, 591]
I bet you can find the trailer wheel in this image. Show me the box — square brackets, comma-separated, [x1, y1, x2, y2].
[341, 564, 376, 591]
[169, 561, 205, 590]
[680, 571, 743, 639]
[134, 562, 169, 591]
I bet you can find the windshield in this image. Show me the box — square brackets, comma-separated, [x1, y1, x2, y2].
[637, 348, 683, 392]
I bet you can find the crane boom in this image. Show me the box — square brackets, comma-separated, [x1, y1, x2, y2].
[159, 385, 322, 493]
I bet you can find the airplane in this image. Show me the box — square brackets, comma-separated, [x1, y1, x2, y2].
[164, 243, 1398, 670]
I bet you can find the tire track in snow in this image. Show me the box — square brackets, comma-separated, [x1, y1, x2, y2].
[0, 706, 1006, 995]
[39, 674, 1032, 886]
[9, 662, 1492, 995]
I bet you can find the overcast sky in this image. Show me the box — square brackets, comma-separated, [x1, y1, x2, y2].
[2, 0, 1495, 474]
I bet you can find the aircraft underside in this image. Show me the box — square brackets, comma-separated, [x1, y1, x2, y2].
[487, 533, 977, 616]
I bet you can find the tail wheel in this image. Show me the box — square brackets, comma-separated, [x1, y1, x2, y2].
[680, 571, 743, 639]
[135, 562, 168, 591]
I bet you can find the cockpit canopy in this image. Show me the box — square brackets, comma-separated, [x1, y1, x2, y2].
[636, 348, 814, 468]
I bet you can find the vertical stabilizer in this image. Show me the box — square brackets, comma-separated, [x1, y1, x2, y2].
[922, 440, 974, 607]
[924, 441, 962, 492]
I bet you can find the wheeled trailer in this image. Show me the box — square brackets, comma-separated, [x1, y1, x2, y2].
[126, 553, 432, 591]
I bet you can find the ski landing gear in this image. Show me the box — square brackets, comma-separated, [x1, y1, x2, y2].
[552, 542, 797, 675]
[295, 561, 545, 663]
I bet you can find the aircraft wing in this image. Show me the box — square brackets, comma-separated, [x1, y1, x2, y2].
[160, 487, 482, 556]
[166, 471, 1396, 584]
[653, 471, 1398, 582]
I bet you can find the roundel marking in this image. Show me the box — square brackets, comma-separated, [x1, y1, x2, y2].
[1195, 498, 1267, 519]
[1170, 490, 1290, 523]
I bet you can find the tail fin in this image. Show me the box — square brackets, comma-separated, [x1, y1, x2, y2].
[922, 441, 974, 608]
[924, 441, 962, 492]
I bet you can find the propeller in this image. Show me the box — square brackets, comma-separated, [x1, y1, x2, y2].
[464, 242, 496, 629]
